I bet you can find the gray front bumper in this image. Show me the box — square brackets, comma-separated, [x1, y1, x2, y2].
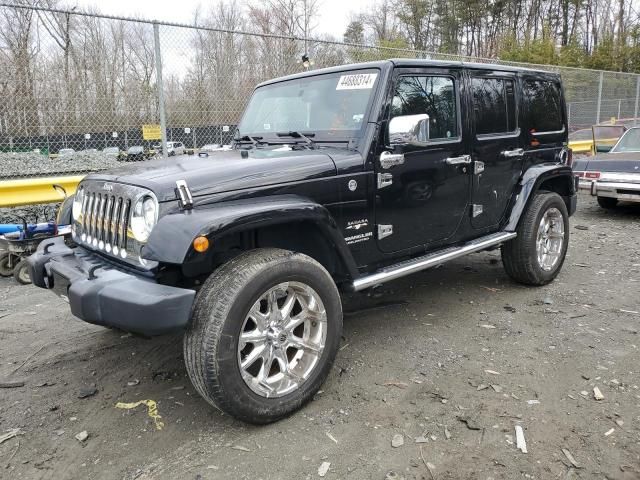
[28, 237, 195, 336]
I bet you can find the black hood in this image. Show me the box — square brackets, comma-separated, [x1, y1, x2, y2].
[86, 148, 338, 202]
[573, 151, 640, 173]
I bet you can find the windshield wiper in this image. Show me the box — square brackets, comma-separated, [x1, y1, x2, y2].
[276, 131, 316, 148]
[233, 134, 264, 147]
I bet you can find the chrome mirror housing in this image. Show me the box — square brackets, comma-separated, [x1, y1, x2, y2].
[388, 114, 429, 146]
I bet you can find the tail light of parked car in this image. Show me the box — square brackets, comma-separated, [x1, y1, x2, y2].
[574, 171, 600, 179]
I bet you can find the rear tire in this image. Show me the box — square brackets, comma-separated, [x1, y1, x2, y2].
[13, 258, 31, 285]
[597, 196, 618, 209]
[0, 253, 14, 277]
[184, 248, 342, 424]
[502, 192, 569, 286]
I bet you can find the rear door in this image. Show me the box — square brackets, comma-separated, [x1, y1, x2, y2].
[468, 70, 524, 229]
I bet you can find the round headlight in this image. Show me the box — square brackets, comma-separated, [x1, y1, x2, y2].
[72, 187, 84, 220]
[130, 195, 158, 242]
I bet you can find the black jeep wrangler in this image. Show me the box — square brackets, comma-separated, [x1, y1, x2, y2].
[29, 59, 577, 424]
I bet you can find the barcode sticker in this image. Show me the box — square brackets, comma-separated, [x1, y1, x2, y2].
[336, 73, 378, 90]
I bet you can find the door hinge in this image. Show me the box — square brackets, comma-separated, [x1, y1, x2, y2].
[474, 161, 485, 174]
[377, 173, 393, 189]
[378, 224, 393, 239]
[471, 204, 483, 218]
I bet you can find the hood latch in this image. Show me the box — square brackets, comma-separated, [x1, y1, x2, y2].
[175, 179, 194, 210]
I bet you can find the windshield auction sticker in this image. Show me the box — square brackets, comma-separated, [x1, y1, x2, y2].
[336, 73, 378, 90]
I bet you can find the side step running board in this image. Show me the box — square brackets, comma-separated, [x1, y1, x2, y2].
[351, 232, 517, 291]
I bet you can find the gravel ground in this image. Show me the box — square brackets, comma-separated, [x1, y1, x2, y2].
[0, 194, 639, 480]
[0, 152, 122, 179]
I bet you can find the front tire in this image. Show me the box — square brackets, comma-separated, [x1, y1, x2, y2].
[502, 192, 569, 286]
[13, 258, 31, 285]
[597, 196, 618, 209]
[184, 248, 343, 424]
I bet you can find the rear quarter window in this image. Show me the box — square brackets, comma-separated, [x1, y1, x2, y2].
[471, 77, 517, 136]
[523, 79, 564, 133]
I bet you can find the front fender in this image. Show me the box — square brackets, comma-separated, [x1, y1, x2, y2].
[143, 194, 358, 277]
[503, 164, 576, 231]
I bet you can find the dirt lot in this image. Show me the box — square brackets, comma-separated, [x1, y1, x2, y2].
[1, 194, 639, 480]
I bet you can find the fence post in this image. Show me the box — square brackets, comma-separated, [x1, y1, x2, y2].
[617, 99, 621, 120]
[153, 23, 168, 159]
[596, 71, 603, 124]
[567, 103, 571, 128]
[634, 75, 640, 126]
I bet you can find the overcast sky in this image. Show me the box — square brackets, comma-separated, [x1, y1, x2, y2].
[71, 0, 371, 39]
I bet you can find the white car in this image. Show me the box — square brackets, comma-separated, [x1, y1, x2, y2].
[200, 144, 232, 152]
[154, 141, 186, 156]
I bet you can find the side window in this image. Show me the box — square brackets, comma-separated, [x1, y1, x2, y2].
[391, 75, 458, 141]
[524, 79, 563, 133]
[471, 77, 517, 135]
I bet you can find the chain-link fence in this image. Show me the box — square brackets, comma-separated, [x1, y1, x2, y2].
[1, 3, 639, 180]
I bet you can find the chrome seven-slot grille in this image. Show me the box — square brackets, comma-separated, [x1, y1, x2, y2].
[79, 191, 130, 258]
[74, 181, 147, 263]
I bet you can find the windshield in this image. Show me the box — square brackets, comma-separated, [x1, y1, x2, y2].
[237, 69, 380, 141]
[611, 128, 640, 153]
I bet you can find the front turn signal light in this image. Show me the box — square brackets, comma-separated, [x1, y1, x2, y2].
[193, 236, 210, 253]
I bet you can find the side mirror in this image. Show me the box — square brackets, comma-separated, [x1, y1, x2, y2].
[388, 114, 429, 146]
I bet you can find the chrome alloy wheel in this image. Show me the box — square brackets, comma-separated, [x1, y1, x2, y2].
[237, 282, 327, 398]
[536, 207, 565, 271]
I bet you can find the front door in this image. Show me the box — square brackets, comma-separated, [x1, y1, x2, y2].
[468, 70, 525, 229]
[375, 68, 471, 253]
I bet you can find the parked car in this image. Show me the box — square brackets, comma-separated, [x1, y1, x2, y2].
[198, 144, 232, 156]
[574, 126, 640, 208]
[29, 59, 576, 424]
[199, 144, 222, 152]
[58, 148, 75, 156]
[102, 146, 121, 157]
[124, 145, 145, 161]
[152, 141, 185, 156]
[569, 119, 637, 155]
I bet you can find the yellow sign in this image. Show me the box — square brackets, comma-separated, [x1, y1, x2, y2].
[142, 124, 162, 140]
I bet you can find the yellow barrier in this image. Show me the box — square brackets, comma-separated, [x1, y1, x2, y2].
[0, 175, 84, 208]
[568, 139, 593, 154]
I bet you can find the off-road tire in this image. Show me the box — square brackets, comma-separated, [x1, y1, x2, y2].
[502, 192, 570, 286]
[597, 196, 618, 209]
[184, 248, 343, 424]
[0, 253, 14, 277]
[13, 258, 31, 285]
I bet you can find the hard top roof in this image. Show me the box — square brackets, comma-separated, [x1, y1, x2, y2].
[257, 58, 559, 88]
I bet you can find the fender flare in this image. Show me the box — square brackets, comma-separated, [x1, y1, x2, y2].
[503, 164, 576, 231]
[56, 194, 74, 226]
[143, 194, 359, 278]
